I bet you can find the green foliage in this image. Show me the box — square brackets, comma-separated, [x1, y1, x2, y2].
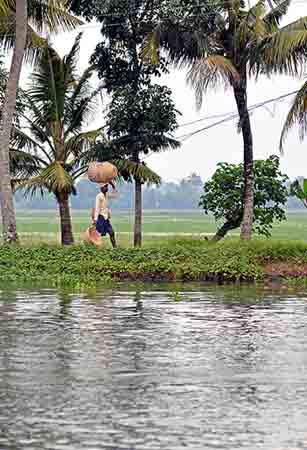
[104, 84, 180, 175]
[200, 156, 289, 238]
[107, 85, 178, 143]
[3, 239, 307, 286]
[290, 179, 307, 208]
[280, 80, 307, 149]
[86, 0, 180, 181]
[12, 34, 103, 197]
[0, 240, 264, 285]
[0, 0, 82, 65]
[146, 0, 307, 85]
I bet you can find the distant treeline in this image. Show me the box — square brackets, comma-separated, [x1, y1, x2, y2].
[14, 173, 305, 211]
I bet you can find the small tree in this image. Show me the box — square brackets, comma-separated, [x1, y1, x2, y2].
[96, 83, 179, 247]
[200, 156, 288, 240]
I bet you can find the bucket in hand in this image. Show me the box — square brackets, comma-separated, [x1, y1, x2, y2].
[88, 162, 118, 184]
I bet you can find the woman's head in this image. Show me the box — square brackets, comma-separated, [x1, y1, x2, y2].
[100, 183, 109, 194]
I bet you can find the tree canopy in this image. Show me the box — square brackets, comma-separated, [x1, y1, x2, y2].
[200, 155, 289, 240]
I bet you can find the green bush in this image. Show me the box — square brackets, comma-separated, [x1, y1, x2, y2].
[1, 239, 307, 286]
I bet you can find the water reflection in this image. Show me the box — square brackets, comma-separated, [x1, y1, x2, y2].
[0, 284, 307, 449]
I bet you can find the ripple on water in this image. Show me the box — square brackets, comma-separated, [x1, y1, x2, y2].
[0, 286, 307, 449]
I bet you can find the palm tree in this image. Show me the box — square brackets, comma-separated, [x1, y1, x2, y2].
[116, 158, 162, 248]
[0, 0, 81, 243]
[12, 35, 104, 245]
[145, 0, 307, 240]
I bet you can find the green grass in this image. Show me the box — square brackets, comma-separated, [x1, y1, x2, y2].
[1, 239, 307, 286]
[0, 209, 306, 287]
[12, 208, 307, 246]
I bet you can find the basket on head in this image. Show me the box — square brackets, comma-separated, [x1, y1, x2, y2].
[88, 162, 118, 184]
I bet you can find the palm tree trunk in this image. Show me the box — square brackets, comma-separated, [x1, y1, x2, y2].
[0, 0, 27, 243]
[233, 80, 254, 241]
[134, 177, 142, 247]
[57, 193, 74, 245]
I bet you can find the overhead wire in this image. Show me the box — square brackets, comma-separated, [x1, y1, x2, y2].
[177, 89, 299, 141]
[141, 89, 299, 161]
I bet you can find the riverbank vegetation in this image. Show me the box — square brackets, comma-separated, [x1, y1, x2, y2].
[3, 239, 307, 285]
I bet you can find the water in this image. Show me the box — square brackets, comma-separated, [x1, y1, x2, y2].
[0, 284, 307, 450]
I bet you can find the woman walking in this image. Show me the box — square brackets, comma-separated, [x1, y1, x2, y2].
[92, 181, 118, 248]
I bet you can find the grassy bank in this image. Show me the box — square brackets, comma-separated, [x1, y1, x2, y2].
[2, 239, 307, 286]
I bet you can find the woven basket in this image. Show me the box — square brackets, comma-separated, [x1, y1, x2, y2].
[83, 226, 103, 246]
[88, 162, 118, 184]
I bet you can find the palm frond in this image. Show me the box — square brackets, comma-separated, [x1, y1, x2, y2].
[142, 16, 219, 68]
[0, 17, 48, 65]
[19, 88, 46, 129]
[28, 45, 65, 124]
[263, 0, 291, 29]
[63, 31, 82, 78]
[39, 161, 74, 194]
[256, 16, 307, 76]
[113, 159, 161, 185]
[16, 110, 56, 160]
[280, 80, 307, 151]
[14, 160, 74, 196]
[11, 126, 47, 160]
[64, 83, 103, 136]
[10, 149, 42, 178]
[0, 0, 11, 15]
[187, 55, 240, 109]
[28, 0, 83, 34]
[64, 127, 104, 158]
[13, 176, 49, 198]
[112, 133, 181, 154]
[141, 29, 160, 65]
[64, 65, 96, 131]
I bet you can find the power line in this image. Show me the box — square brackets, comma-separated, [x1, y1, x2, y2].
[178, 110, 239, 128]
[141, 89, 299, 161]
[177, 89, 299, 141]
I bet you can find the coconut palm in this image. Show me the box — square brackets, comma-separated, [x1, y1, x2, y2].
[0, 0, 81, 243]
[144, 0, 307, 240]
[12, 35, 104, 245]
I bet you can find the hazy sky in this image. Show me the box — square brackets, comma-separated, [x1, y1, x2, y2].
[22, 2, 307, 182]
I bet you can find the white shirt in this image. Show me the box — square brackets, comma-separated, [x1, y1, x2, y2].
[94, 192, 109, 221]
